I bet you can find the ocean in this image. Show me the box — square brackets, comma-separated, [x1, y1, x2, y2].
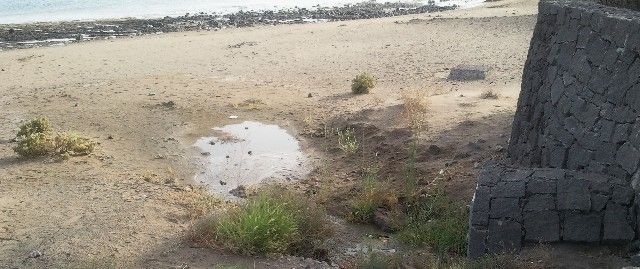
[0, 0, 485, 24]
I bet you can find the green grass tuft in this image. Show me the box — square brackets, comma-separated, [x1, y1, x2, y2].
[195, 188, 332, 256]
[398, 191, 469, 256]
[217, 195, 299, 254]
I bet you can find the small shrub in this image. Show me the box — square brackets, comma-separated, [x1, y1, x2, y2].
[480, 90, 499, 99]
[398, 191, 468, 256]
[337, 128, 359, 154]
[352, 73, 376, 94]
[55, 133, 95, 156]
[16, 117, 53, 138]
[13, 117, 95, 158]
[13, 132, 56, 157]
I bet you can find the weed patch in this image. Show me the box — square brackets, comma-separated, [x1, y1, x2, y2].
[13, 117, 95, 158]
[352, 73, 376, 94]
[337, 127, 359, 154]
[398, 191, 468, 256]
[192, 188, 332, 256]
[348, 168, 398, 223]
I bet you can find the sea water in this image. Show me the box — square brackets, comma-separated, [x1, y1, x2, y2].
[0, 0, 485, 24]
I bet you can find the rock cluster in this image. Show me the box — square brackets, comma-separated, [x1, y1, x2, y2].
[0, 3, 453, 50]
[468, 165, 637, 259]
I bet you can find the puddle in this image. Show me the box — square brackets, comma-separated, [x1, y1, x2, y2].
[194, 121, 307, 198]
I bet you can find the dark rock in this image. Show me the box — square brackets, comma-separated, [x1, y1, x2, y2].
[487, 219, 522, 254]
[557, 179, 591, 211]
[468, 226, 488, 259]
[591, 194, 609, 211]
[603, 202, 635, 242]
[612, 185, 635, 205]
[447, 65, 488, 81]
[527, 179, 557, 194]
[631, 253, 640, 267]
[229, 185, 247, 198]
[523, 210, 560, 242]
[426, 144, 443, 155]
[524, 194, 555, 211]
[490, 198, 521, 220]
[492, 181, 526, 198]
[563, 212, 601, 242]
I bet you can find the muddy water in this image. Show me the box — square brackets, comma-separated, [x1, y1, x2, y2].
[194, 121, 307, 197]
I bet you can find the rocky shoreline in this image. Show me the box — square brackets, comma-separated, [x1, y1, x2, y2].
[0, 2, 455, 50]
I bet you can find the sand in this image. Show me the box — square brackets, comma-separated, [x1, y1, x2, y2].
[1, 0, 628, 268]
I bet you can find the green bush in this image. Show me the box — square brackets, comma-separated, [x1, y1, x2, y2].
[16, 117, 53, 138]
[13, 117, 95, 158]
[398, 191, 468, 256]
[351, 73, 376, 94]
[201, 189, 332, 256]
[217, 196, 299, 254]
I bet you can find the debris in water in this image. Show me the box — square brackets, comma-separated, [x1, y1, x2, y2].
[194, 121, 307, 199]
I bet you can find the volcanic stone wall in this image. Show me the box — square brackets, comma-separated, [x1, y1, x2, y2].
[508, 0, 640, 183]
[469, 0, 640, 258]
[599, 0, 640, 11]
[468, 165, 637, 259]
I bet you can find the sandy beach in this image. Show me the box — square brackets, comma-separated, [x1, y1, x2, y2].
[0, 0, 632, 267]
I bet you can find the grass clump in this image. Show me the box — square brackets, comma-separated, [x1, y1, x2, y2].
[348, 168, 398, 223]
[217, 195, 298, 254]
[194, 188, 332, 256]
[398, 190, 469, 256]
[337, 127, 359, 154]
[479, 90, 499, 100]
[13, 117, 95, 158]
[352, 73, 376, 94]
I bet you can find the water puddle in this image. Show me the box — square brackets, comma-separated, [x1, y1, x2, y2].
[194, 121, 307, 198]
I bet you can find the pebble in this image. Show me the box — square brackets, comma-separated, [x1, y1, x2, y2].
[28, 250, 42, 258]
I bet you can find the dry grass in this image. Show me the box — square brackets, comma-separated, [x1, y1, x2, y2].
[232, 98, 266, 110]
[182, 189, 223, 220]
[401, 89, 430, 134]
[480, 90, 499, 100]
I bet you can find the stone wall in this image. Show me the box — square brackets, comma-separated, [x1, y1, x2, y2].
[469, 0, 640, 258]
[598, 0, 640, 11]
[508, 0, 640, 183]
[468, 165, 637, 259]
